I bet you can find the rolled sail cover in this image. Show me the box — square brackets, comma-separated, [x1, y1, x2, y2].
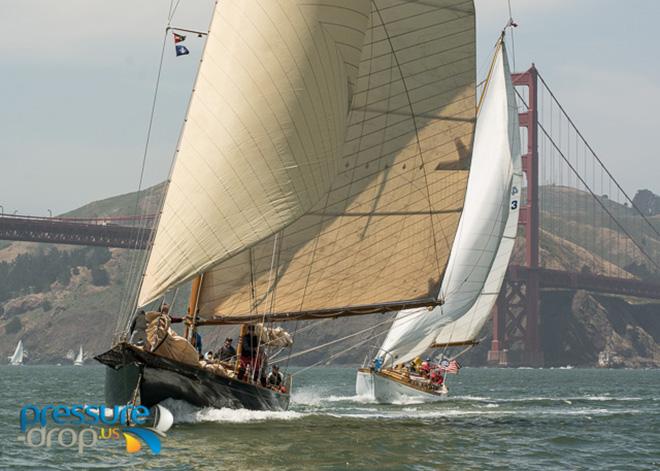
[138, 1, 371, 306]
[197, 0, 477, 320]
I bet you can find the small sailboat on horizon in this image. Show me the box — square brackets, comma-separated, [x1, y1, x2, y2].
[73, 345, 84, 366]
[357, 35, 522, 403]
[8, 340, 25, 366]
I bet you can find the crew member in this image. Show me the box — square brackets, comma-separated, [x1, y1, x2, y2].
[430, 369, 444, 387]
[239, 324, 263, 381]
[217, 337, 236, 361]
[420, 358, 431, 378]
[267, 364, 284, 390]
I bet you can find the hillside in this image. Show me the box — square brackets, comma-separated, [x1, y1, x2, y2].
[0, 184, 659, 367]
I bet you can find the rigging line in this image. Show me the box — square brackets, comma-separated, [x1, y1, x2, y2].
[372, 3, 446, 278]
[117, 27, 170, 332]
[537, 73, 660, 239]
[291, 329, 390, 378]
[448, 341, 479, 362]
[121, 2, 219, 336]
[506, 0, 516, 72]
[254, 233, 280, 378]
[271, 312, 408, 363]
[515, 89, 660, 272]
[169, 0, 183, 22]
[271, 321, 388, 363]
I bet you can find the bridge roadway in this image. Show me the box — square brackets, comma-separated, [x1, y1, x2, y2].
[2, 214, 659, 300]
[507, 265, 660, 300]
[0, 214, 153, 249]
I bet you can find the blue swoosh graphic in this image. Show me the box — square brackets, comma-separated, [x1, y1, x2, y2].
[124, 427, 162, 454]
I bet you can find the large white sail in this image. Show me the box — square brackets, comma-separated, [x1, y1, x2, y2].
[138, 0, 372, 306]
[195, 0, 477, 321]
[138, 1, 477, 322]
[433, 43, 522, 347]
[9, 340, 24, 366]
[377, 40, 520, 365]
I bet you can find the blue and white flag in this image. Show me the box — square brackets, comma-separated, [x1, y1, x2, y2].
[175, 45, 189, 57]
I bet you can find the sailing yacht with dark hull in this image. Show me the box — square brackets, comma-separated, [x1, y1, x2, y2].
[97, 0, 478, 412]
[98, 343, 290, 411]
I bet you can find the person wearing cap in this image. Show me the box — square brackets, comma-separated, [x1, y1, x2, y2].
[266, 364, 284, 390]
[217, 337, 236, 361]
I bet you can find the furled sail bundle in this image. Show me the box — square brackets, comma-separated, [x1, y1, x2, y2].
[138, 0, 477, 323]
[376, 39, 521, 365]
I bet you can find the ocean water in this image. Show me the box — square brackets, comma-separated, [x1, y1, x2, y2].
[0, 365, 658, 470]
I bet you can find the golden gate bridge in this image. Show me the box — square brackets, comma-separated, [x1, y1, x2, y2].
[1, 64, 659, 365]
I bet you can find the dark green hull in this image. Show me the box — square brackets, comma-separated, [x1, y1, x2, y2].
[97, 343, 290, 411]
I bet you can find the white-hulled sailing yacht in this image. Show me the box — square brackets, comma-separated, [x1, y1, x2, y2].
[357, 36, 522, 403]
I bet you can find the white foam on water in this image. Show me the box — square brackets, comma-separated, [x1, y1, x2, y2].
[291, 387, 375, 406]
[391, 396, 428, 405]
[451, 395, 642, 403]
[159, 399, 305, 424]
[322, 407, 642, 421]
[450, 395, 493, 401]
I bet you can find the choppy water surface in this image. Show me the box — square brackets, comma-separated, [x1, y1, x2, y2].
[1, 366, 658, 470]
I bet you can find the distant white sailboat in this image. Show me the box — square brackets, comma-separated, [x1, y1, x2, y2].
[9, 340, 24, 366]
[74, 345, 84, 366]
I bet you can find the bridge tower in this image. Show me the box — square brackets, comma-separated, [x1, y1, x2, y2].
[487, 65, 544, 366]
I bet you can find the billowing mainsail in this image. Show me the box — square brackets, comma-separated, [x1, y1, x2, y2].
[139, 0, 477, 322]
[196, 0, 477, 321]
[139, 0, 372, 306]
[376, 40, 521, 365]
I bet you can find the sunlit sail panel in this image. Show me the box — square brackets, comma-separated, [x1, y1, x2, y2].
[433, 43, 522, 347]
[138, 1, 371, 306]
[198, 0, 477, 320]
[377, 40, 521, 364]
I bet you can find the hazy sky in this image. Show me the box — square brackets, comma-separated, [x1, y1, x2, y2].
[1, 0, 659, 216]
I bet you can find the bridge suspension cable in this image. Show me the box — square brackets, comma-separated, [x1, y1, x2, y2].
[514, 72, 660, 278]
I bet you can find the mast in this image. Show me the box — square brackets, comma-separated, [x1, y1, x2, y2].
[184, 274, 203, 341]
[235, 324, 248, 373]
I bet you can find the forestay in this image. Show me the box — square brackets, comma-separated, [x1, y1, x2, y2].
[377, 40, 521, 365]
[197, 0, 477, 321]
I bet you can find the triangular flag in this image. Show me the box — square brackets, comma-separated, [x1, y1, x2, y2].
[173, 33, 186, 43]
[175, 45, 189, 57]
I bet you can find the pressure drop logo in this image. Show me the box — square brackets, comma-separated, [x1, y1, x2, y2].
[17, 404, 164, 454]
